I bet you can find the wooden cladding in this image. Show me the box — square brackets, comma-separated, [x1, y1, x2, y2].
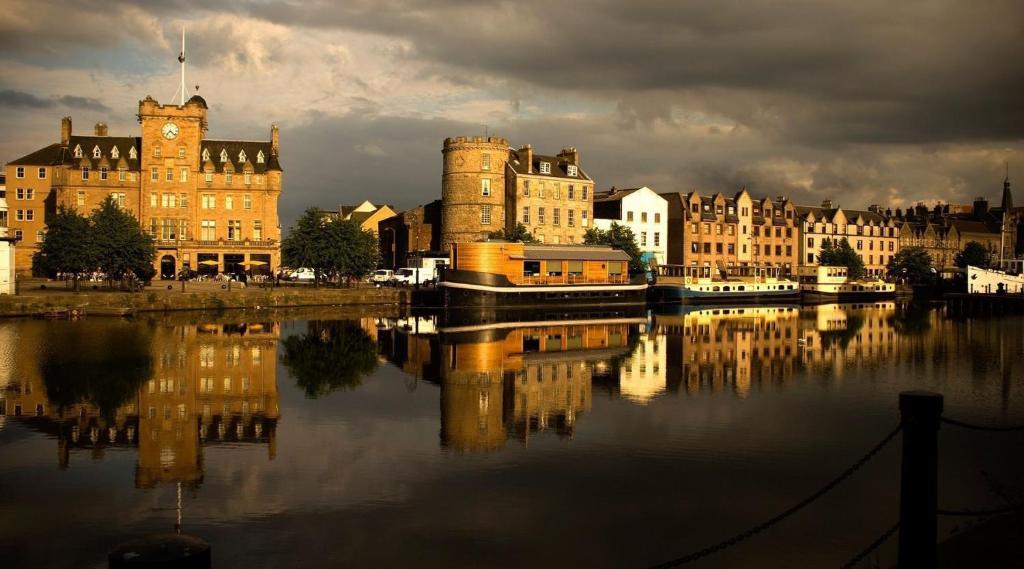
[452, 241, 630, 285]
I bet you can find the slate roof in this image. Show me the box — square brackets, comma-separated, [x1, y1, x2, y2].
[593, 188, 641, 202]
[200, 140, 281, 173]
[68, 136, 142, 171]
[507, 150, 591, 181]
[950, 219, 998, 235]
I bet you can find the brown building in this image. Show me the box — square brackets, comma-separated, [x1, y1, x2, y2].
[4, 95, 282, 277]
[327, 200, 396, 236]
[796, 202, 900, 278]
[439, 136, 594, 249]
[378, 199, 442, 270]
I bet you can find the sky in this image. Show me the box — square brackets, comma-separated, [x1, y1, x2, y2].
[1, 0, 1022, 228]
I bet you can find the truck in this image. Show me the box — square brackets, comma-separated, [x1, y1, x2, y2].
[391, 267, 431, 286]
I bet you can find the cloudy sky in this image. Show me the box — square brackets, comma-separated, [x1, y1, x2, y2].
[1, 0, 1022, 227]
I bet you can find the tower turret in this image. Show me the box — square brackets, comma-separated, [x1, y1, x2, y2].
[440, 136, 510, 250]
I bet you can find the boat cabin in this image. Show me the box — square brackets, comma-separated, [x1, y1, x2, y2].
[797, 265, 849, 284]
[449, 241, 632, 285]
[657, 264, 787, 284]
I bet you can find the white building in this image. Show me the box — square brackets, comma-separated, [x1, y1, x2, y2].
[0, 174, 15, 295]
[592, 186, 668, 266]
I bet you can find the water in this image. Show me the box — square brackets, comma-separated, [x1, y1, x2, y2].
[1, 302, 1022, 568]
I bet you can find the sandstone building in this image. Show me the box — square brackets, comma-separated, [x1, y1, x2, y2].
[795, 201, 900, 279]
[4, 95, 282, 277]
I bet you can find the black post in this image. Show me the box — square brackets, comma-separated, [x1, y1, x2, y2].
[898, 390, 943, 569]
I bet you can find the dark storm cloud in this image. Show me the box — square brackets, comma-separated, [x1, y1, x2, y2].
[0, 89, 109, 111]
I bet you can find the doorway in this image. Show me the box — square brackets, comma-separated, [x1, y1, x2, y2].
[160, 255, 176, 280]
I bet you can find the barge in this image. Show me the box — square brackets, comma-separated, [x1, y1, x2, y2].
[439, 241, 648, 307]
[649, 264, 800, 303]
[797, 266, 895, 302]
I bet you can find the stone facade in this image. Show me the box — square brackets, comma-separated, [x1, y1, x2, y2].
[4, 95, 282, 278]
[378, 200, 442, 270]
[440, 136, 509, 249]
[796, 202, 900, 279]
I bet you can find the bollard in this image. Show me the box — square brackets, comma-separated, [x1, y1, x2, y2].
[898, 390, 943, 569]
[109, 533, 210, 568]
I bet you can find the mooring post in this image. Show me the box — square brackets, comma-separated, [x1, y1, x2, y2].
[898, 390, 943, 569]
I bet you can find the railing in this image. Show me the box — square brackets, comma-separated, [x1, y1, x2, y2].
[643, 390, 1024, 569]
[517, 274, 630, 286]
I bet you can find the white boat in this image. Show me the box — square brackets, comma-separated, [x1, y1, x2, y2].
[650, 264, 800, 303]
[797, 266, 895, 302]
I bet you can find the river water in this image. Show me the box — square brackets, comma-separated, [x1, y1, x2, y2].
[0, 302, 1021, 568]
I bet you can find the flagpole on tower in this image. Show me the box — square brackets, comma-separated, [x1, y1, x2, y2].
[179, 25, 186, 105]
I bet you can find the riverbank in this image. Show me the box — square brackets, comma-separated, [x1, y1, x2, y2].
[0, 282, 410, 317]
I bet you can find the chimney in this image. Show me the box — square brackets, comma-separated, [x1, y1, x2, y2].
[60, 117, 72, 147]
[94, 122, 108, 136]
[558, 146, 579, 166]
[271, 124, 280, 156]
[973, 197, 989, 219]
[520, 144, 533, 174]
[821, 199, 833, 209]
[868, 204, 882, 214]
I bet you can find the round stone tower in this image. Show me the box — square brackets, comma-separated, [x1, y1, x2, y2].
[441, 136, 510, 250]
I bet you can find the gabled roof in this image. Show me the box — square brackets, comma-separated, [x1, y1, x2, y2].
[507, 149, 591, 181]
[593, 187, 642, 202]
[201, 140, 281, 173]
[950, 219, 997, 235]
[8, 143, 65, 166]
[69, 136, 141, 170]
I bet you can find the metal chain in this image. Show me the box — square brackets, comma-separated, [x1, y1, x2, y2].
[644, 424, 902, 569]
[837, 522, 899, 569]
[941, 417, 1024, 432]
[938, 502, 1024, 517]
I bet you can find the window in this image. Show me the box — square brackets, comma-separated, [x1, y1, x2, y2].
[523, 181, 530, 197]
[716, 243, 723, 254]
[179, 193, 188, 208]
[481, 178, 491, 196]
[481, 153, 490, 171]
[256, 150, 265, 163]
[539, 161, 551, 174]
[73, 145, 83, 158]
[243, 194, 252, 210]
[111, 146, 119, 159]
[641, 212, 648, 223]
[112, 193, 126, 208]
[77, 191, 86, 207]
[655, 212, 661, 223]
[36, 230, 45, 242]
[553, 208, 561, 226]
[255, 174, 263, 185]
[27, 210, 35, 221]
[178, 146, 186, 159]
[225, 171, 233, 185]
[180, 167, 188, 182]
[627, 211, 634, 222]
[716, 224, 722, 235]
[37, 167, 46, 179]
[14, 230, 22, 240]
[129, 147, 137, 159]
[82, 167, 90, 180]
[253, 220, 263, 241]
[581, 210, 588, 226]
[15, 210, 23, 221]
[244, 171, 252, 185]
[808, 237, 815, 248]
[553, 185, 560, 200]
[220, 149, 228, 162]
[568, 209, 575, 227]
[522, 206, 530, 224]
[201, 194, 215, 209]
[227, 220, 242, 241]
[100, 167, 108, 180]
[567, 165, 577, 177]
[857, 240, 863, 250]
[238, 150, 246, 162]
[654, 232, 660, 246]
[641, 232, 647, 246]
[727, 243, 735, 254]
[118, 168, 126, 182]
[538, 207, 546, 224]
[166, 168, 173, 182]
[703, 223, 711, 234]
[582, 186, 588, 200]
[150, 167, 159, 181]
[568, 185, 575, 200]
[205, 171, 213, 184]
[539, 183, 545, 198]
[15, 188, 24, 200]
[480, 205, 492, 225]
[150, 193, 157, 207]
[92, 146, 101, 158]
[153, 145, 161, 158]
[200, 220, 216, 241]
[161, 193, 175, 208]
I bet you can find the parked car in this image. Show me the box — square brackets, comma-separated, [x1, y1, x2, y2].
[289, 268, 316, 281]
[391, 267, 432, 286]
[370, 269, 394, 285]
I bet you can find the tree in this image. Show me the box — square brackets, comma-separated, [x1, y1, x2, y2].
[584, 223, 647, 273]
[818, 238, 866, 280]
[886, 246, 934, 284]
[486, 223, 537, 243]
[90, 197, 155, 288]
[32, 205, 96, 291]
[326, 218, 379, 283]
[281, 320, 379, 398]
[955, 241, 991, 269]
[282, 208, 333, 286]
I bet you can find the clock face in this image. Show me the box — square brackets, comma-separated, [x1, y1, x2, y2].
[161, 122, 179, 140]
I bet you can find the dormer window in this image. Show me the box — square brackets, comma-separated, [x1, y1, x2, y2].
[92, 146, 101, 158]
[567, 165, 577, 177]
[238, 150, 246, 162]
[128, 147, 137, 159]
[256, 150, 264, 164]
[202, 148, 210, 161]
[73, 145, 83, 158]
[220, 149, 228, 163]
[110, 146, 120, 159]
[539, 161, 551, 174]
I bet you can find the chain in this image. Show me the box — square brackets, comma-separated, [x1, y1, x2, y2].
[941, 417, 1024, 432]
[837, 522, 899, 569]
[644, 424, 902, 569]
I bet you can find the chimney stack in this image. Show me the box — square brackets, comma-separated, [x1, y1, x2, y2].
[520, 144, 533, 174]
[60, 117, 72, 147]
[271, 124, 280, 156]
[821, 199, 834, 209]
[94, 122, 108, 136]
[558, 146, 579, 166]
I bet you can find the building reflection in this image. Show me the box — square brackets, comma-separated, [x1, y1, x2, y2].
[0, 319, 280, 488]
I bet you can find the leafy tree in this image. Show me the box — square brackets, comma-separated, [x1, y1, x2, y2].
[818, 238, 866, 280]
[886, 246, 934, 284]
[955, 241, 992, 269]
[32, 205, 96, 291]
[325, 218, 379, 283]
[90, 197, 155, 288]
[281, 320, 379, 398]
[584, 223, 647, 273]
[282, 208, 333, 287]
[486, 223, 537, 243]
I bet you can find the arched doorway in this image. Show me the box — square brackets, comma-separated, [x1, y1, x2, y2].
[160, 255, 176, 280]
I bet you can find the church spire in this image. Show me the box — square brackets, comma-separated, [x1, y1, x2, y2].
[1002, 163, 1013, 212]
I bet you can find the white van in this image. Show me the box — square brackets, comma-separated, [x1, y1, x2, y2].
[391, 267, 431, 286]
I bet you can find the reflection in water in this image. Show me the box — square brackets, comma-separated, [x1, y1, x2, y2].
[281, 320, 379, 398]
[0, 320, 280, 485]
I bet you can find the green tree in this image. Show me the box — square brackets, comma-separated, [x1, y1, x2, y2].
[282, 208, 333, 287]
[486, 223, 537, 243]
[31, 205, 96, 291]
[90, 197, 155, 288]
[886, 246, 934, 284]
[326, 218, 380, 283]
[818, 238, 866, 280]
[281, 320, 379, 398]
[584, 223, 647, 273]
[955, 241, 992, 269]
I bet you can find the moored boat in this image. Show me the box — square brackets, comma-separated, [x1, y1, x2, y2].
[797, 266, 895, 302]
[649, 264, 800, 303]
[439, 241, 648, 307]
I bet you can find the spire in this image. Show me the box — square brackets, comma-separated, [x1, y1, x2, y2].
[1001, 163, 1013, 213]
